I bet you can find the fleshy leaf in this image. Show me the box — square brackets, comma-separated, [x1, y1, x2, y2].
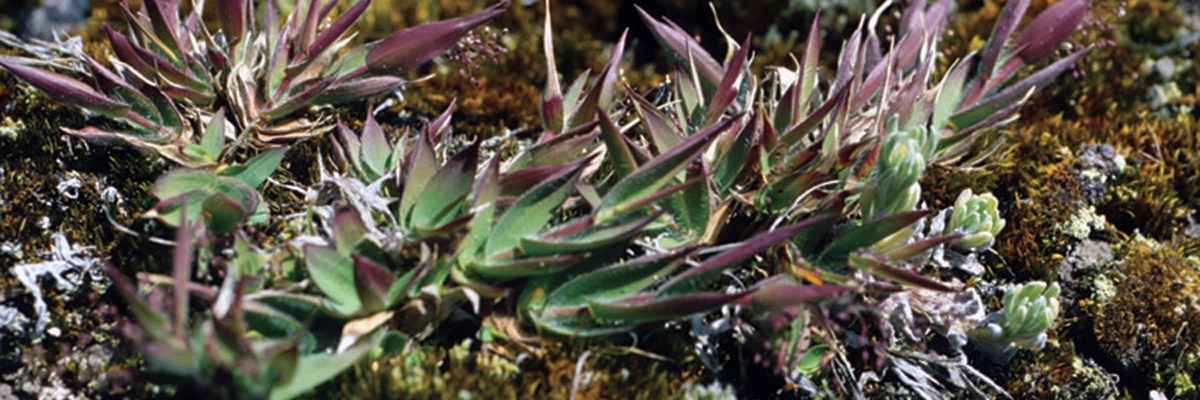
[0, 59, 130, 118]
[303, 245, 361, 316]
[352, 255, 396, 312]
[365, 2, 507, 73]
[819, 210, 931, 261]
[594, 117, 735, 223]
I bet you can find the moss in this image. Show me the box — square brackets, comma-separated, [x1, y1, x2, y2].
[329, 338, 697, 399]
[1093, 241, 1200, 396]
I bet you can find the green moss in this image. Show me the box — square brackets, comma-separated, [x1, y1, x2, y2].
[329, 338, 697, 399]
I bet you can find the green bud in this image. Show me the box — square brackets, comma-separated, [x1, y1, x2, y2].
[946, 189, 1005, 251]
[970, 281, 1060, 362]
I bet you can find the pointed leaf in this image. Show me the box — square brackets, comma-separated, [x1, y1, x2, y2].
[590, 292, 748, 324]
[303, 245, 361, 316]
[520, 210, 663, 257]
[332, 207, 367, 255]
[595, 117, 735, 223]
[410, 144, 478, 231]
[485, 158, 587, 256]
[659, 215, 836, 296]
[1013, 0, 1088, 63]
[228, 148, 287, 189]
[366, 2, 507, 73]
[849, 254, 957, 292]
[544, 247, 694, 308]
[820, 210, 931, 261]
[353, 255, 396, 312]
[0, 59, 130, 118]
[749, 276, 851, 312]
[269, 340, 375, 400]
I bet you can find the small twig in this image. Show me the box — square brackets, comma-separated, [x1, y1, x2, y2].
[102, 204, 176, 246]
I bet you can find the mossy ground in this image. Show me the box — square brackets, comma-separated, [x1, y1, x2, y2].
[2, 0, 1198, 398]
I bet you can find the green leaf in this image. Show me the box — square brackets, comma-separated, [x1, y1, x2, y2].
[269, 340, 375, 400]
[931, 56, 972, 132]
[201, 110, 227, 158]
[303, 245, 361, 316]
[542, 248, 692, 309]
[201, 193, 246, 236]
[332, 208, 367, 256]
[519, 211, 663, 257]
[458, 158, 499, 264]
[819, 210, 930, 261]
[399, 129, 436, 226]
[589, 292, 747, 324]
[409, 144, 477, 232]
[594, 117, 735, 223]
[796, 344, 829, 375]
[598, 111, 638, 179]
[228, 148, 287, 189]
[485, 159, 587, 257]
[359, 112, 391, 178]
[469, 253, 585, 280]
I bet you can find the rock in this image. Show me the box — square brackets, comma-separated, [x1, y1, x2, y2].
[17, 0, 89, 41]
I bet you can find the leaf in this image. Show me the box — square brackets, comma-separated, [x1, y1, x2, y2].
[849, 254, 957, 292]
[399, 128, 436, 224]
[1013, 0, 1088, 63]
[365, 2, 507, 73]
[201, 110, 228, 158]
[884, 233, 962, 261]
[634, 5, 723, 88]
[485, 158, 587, 257]
[352, 255, 396, 312]
[519, 210, 663, 257]
[228, 148, 287, 189]
[332, 207, 367, 255]
[978, 0, 1030, 79]
[410, 144, 478, 232]
[303, 245, 361, 316]
[469, 253, 586, 280]
[713, 115, 756, 194]
[458, 157, 500, 263]
[658, 215, 835, 296]
[543, 247, 694, 309]
[820, 210, 931, 261]
[573, 30, 627, 124]
[0, 59, 130, 118]
[201, 193, 247, 236]
[950, 48, 1088, 130]
[931, 55, 973, 132]
[748, 276, 851, 312]
[629, 88, 683, 152]
[598, 110, 638, 179]
[269, 340, 375, 400]
[704, 35, 751, 126]
[360, 112, 392, 177]
[589, 292, 748, 324]
[594, 117, 735, 223]
[317, 76, 406, 104]
[308, 0, 371, 56]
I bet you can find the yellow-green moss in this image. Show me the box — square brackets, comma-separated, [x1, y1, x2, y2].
[1094, 241, 1200, 397]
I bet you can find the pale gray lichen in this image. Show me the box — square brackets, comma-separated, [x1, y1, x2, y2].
[11, 233, 100, 334]
[1056, 206, 1107, 240]
[679, 380, 738, 400]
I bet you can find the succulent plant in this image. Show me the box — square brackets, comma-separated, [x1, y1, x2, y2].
[970, 281, 1061, 364]
[107, 222, 376, 399]
[946, 188, 1006, 252]
[0, 0, 506, 166]
[149, 148, 285, 235]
